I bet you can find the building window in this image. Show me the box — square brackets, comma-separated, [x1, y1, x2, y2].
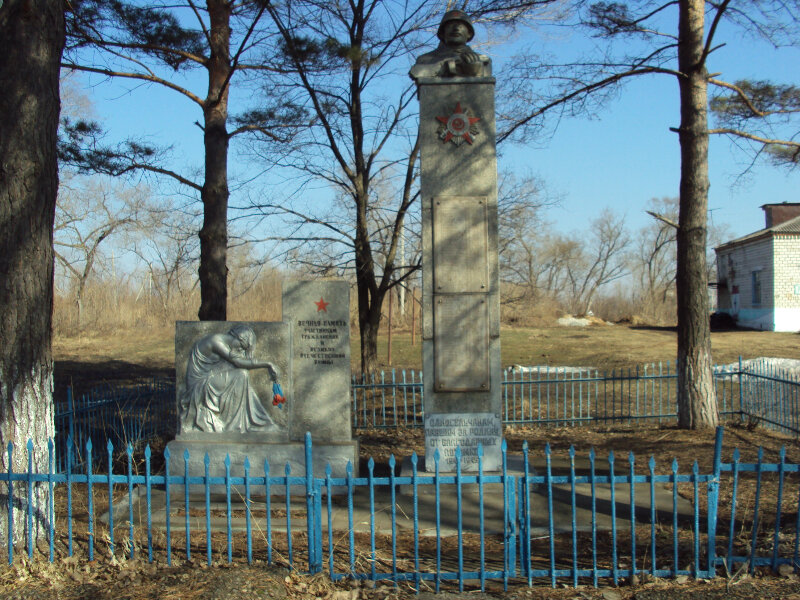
[752, 271, 762, 305]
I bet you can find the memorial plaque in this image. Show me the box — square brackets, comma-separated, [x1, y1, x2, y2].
[283, 280, 352, 442]
[432, 196, 488, 294]
[433, 294, 489, 391]
[425, 412, 502, 471]
[166, 282, 358, 491]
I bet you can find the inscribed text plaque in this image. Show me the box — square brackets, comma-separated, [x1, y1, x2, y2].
[433, 294, 489, 391]
[432, 196, 488, 294]
[425, 412, 502, 471]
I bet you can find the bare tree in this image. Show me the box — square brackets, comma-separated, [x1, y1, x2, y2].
[0, 0, 64, 544]
[247, 0, 558, 373]
[239, 0, 432, 374]
[54, 179, 145, 329]
[130, 200, 200, 323]
[635, 197, 730, 322]
[636, 197, 679, 321]
[710, 80, 800, 168]
[498, 171, 560, 303]
[563, 209, 630, 315]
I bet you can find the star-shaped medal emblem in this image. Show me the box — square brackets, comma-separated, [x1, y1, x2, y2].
[315, 297, 329, 312]
[436, 102, 480, 145]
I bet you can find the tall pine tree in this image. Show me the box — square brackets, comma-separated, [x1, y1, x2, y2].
[0, 0, 65, 543]
[64, 1, 298, 320]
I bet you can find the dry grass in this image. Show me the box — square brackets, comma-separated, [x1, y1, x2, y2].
[54, 322, 800, 384]
[54, 271, 284, 337]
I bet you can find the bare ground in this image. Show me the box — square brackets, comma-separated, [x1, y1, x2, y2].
[3, 558, 800, 599]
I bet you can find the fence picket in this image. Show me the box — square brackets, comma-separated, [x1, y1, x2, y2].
[184, 450, 191, 561]
[6, 443, 12, 565]
[546, 443, 555, 588]
[692, 461, 699, 577]
[26, 440, 34, 560]
[204, 453, 211, 566]
[750, 448, 764, 573]
[164, 446, 172, 565]
[285, 463, 293, 568]
[86, 439, 94, 561]
[629, 452, 636, 583]
[772, 446, 786, 571]
[672, 458, 679, 577]
[649, 455, 657, 578]
[48, 439, 55, 563]
[609, 450, 618, 586]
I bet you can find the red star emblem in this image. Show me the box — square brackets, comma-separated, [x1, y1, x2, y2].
[436, 102, 480, 145]
[314, 297, 329, 312]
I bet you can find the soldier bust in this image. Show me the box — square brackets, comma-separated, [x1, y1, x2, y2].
[410, 10, 492, 80]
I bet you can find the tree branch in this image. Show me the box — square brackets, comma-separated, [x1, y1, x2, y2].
[708, 78, 800, 118]
[227, 123, 293, 142]
[708, 128, 800, 151]
[114, 163, 202, 191]
[647, 210, 679, 229]
[61, 62, 205, 106]
[187, 0, 212, 45]
[499, 65, 682, 143]
[701, 0, 731, 66]
[72, 37, 207, 67]
[210, 3, 268, 107]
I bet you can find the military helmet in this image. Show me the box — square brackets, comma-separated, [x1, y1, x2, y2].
[436, 9, 475, 43]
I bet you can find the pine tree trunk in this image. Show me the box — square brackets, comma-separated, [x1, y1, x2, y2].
[0, 0, 64, 545]
[198, 0, 231, 321]
[675, 0, 719, 429]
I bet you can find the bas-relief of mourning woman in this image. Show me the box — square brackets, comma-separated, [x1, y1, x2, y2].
[179, 324, 280, 434]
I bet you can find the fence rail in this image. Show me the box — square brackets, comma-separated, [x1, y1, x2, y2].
[2, 428, 799, 591]
[53, 358, 800, 472]
[351, 359, 800, 436]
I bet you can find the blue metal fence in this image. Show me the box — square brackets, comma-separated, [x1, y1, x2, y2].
[351, 359, 800, 436]
[2, 428, 798, 590]
[54, 379, 174, 473]
[52, 358, 800, 473]
[738, 358, 800, 437]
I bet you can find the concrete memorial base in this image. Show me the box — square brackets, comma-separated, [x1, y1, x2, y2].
[168, 279, 358, 495]
[399, 453, 532, 497]
[165, 436, 359, 495]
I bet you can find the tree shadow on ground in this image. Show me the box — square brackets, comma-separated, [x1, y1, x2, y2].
[54, 359, 174, 404]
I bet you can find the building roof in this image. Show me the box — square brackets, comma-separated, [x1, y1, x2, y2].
[715, 214, 800, 251]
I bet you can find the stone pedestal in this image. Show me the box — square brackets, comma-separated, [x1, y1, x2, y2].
[165, 437, 357, 495]
[416, 76, 502, 472]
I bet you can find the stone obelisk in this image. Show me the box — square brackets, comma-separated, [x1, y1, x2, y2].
[410, 11, 501, 472]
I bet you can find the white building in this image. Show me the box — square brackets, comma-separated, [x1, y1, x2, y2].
[715, 203, 800, 331]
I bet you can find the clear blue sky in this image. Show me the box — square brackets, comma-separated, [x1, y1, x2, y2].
[76, 11, 800, 245]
